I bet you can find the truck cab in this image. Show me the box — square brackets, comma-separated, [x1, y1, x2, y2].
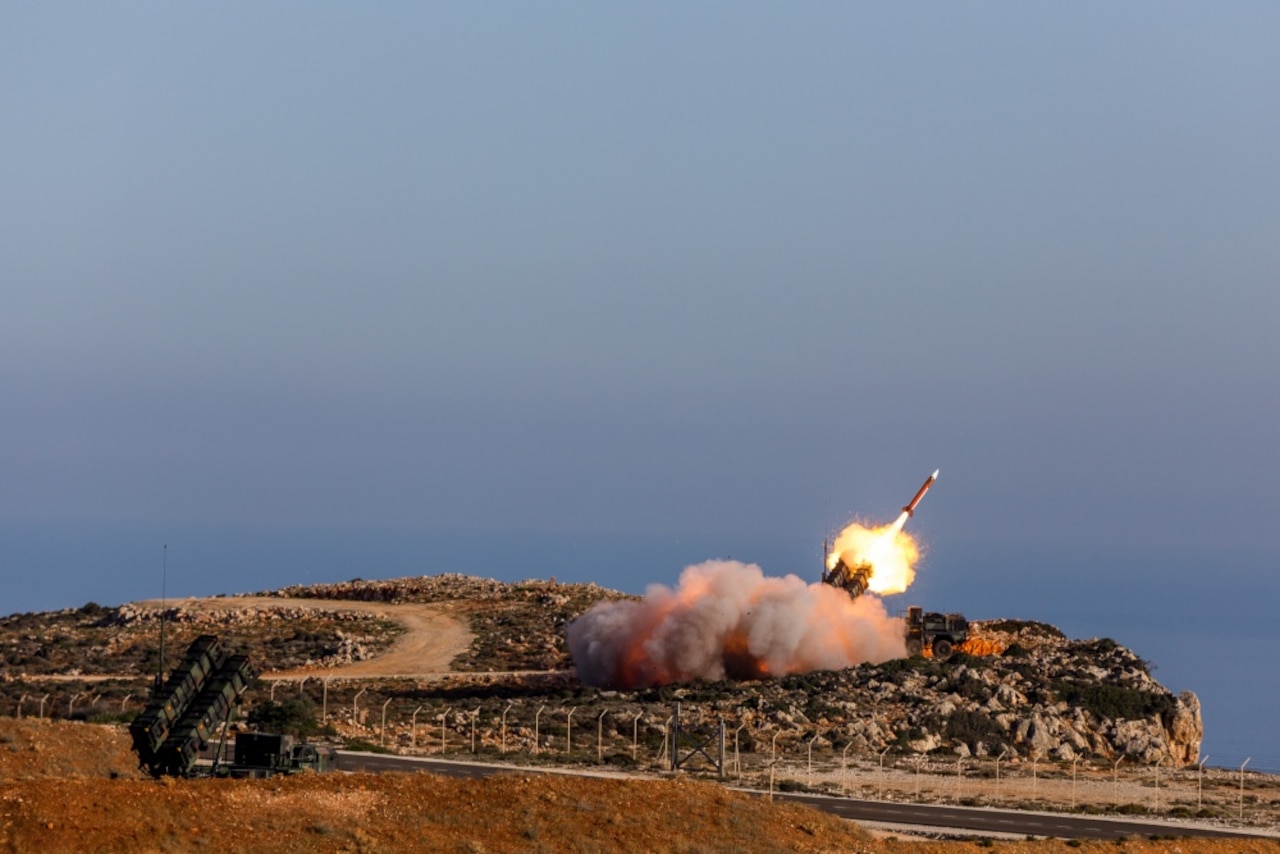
[904, 605, 968, 660]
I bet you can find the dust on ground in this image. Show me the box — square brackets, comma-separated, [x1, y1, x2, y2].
[134, 597, 474, 680]
[4, 720, 1279, 854]
[0, 718, 144, 781]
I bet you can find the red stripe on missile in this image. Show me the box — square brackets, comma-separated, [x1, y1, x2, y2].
[902, 469, 939, 517]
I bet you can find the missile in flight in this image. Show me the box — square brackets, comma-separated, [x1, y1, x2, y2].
[901, 469, 939, 518]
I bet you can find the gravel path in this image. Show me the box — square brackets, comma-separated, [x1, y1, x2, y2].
[133, 596, 475, 680]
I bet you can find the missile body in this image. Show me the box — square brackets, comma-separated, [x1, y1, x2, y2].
[824, 469, 939, 601]
[902, 469, 939, 518]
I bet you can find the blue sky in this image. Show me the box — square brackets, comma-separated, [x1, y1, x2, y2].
[3, 4, 1277, 602]
[4, 1, 1279, 769]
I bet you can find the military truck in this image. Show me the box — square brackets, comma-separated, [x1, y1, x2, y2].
[904, 605, 968, 660]
[222, 732, 337, 778]
[822, 554, 970, 661]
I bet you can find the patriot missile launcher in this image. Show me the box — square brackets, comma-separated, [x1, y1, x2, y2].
[129, 634, 333, 777]
[822, 470, 937, 599]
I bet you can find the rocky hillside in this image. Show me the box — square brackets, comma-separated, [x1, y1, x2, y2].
[253, 576, 1203, 766]
[629, 619, 1203, 767]
[0, 600, 404, 677]
[263, 573, 632, 671]
[0, 574, 1201, 768]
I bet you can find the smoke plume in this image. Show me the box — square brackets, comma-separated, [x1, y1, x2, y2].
[567, 560, 906, 688]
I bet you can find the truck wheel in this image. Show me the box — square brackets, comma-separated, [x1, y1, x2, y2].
[932, 638, 953, 660]
[905, 638, 923, 657]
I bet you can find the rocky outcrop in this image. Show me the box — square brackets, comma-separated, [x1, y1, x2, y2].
[630, 618, 1203, 767]
[254, 582, 1204, 767]
[105, 603, 374, 627]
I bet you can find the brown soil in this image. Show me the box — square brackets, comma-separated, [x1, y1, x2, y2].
[0, 718, 144, 781]
[3, 720, 1278, 854]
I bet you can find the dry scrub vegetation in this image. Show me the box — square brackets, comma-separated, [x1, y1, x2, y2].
[0, 601, 403, 679]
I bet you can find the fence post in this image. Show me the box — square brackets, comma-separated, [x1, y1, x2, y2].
[718, 720, 726, 780]
[352, 687, 367, 724]
[1152, 758, 1160, 811]
[1198, 755, 1209, 811]
[842, 742, 855, 796]
[879, 746, 891, 799]
[1240, 757, 1251, 819]
[501, 703, 514, 754]
[670, 703, 679, 772]
[411, 706, 424, 749]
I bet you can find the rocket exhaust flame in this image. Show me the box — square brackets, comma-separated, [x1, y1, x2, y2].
[825, 470, 936, 596]
[825, 519, 920, 595]
[567, 560, 907, 689]
[567, 472, 936, 689]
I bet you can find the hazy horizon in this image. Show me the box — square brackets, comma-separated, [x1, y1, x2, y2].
[3, 4, 1276, 771]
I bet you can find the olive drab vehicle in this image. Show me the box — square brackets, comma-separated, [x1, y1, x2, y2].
[820, 471, 969, 660]
[904, 605, 969, 660]
[129, 634, 335, 778]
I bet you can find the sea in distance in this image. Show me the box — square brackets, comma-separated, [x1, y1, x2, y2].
[2, 517, 1274, 773]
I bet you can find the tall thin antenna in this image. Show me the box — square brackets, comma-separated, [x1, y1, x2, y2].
[155, 544, 168, 691]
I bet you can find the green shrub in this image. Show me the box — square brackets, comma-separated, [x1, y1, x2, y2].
[1053, 680, 1176, 723]
[247, 698, 322, 738]
[344, 738, 393, 754]
[941, 710, 1006, 753]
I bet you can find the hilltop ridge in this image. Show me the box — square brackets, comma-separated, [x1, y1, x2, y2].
[0, 573, 1200, 767]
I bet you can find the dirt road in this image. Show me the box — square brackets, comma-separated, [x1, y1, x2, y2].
[134, 596, 475, 680]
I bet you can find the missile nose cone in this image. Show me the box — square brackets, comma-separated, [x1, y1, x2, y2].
[931, 469, 940, 480]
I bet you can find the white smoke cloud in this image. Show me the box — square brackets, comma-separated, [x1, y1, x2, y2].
[567, 560, 906, 688]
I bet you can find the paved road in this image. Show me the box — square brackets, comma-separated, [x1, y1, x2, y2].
[336, 751, 1268, 841]
[772, 791, 1250, 841]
